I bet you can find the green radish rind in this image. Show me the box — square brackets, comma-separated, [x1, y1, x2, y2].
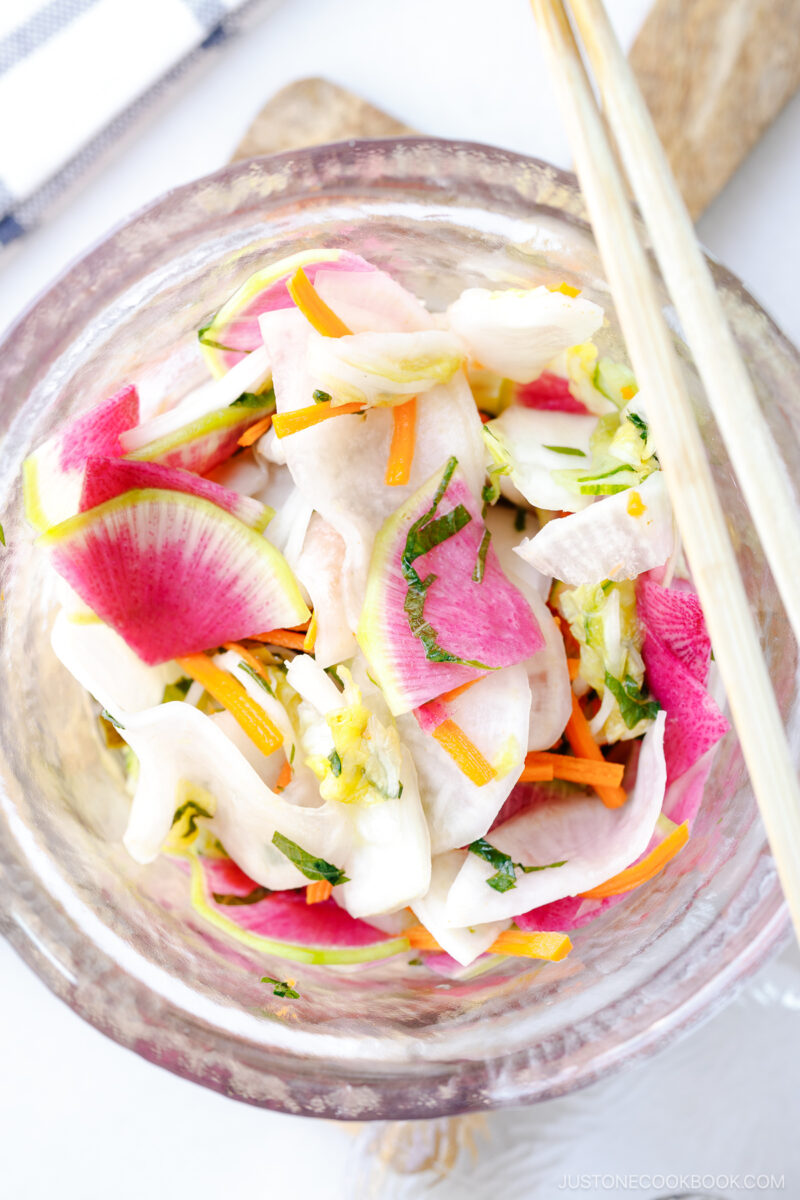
[125, 402, 274, 474]
[199, 248, 345, 378]
[22, 455, 51, 532]
[188, 855, 410, 965]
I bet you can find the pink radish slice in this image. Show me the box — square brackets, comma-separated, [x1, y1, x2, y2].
[446, 713, 666, 927]
[639, 573, 727, 781]
[514, 747, 718, 933]
[40, 487, 309, 664]
[79, 456, 272, 531]
[638, 577, 711, 685]
[515, 895, 589, 933]
[22, 384, 139, 532]
[490, 779, 562, 831]
[357, 461, 543, 715]
[200, 251, 375, 373]
[413, 698, 449, 734]
[58, 385, 139, 468]
[516, 373, 590, 413]
[662, 747, 717, 827]
[642, 627, 728, 783]
[122, 402, 274, 477]
[200, 857, 392, 947]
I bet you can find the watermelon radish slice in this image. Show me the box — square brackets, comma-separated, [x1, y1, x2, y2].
[638, 576, 711, 685]
[515, 713, 720, 935]
[641, 621, 728, 783]
[515, 372, 590, 414]
[662, 746, 716, 827]
[198, 249, 375, 377]
[638, 574, 727, 782]
[121, 400, 274, 477]
[40, 488, 309, 664]
[514, 894, 590, 934]
[23, 384, 139, 532]
[120, 345, 272, 455]
[357, 457, 543, 715]
[79, 456, 273, 532]
[445, 711, 666, 926]
[192, 855, 407, 965]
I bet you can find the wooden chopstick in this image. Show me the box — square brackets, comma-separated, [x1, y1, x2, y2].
[568, 0, 800, 654]
[530, 0, 800, 941]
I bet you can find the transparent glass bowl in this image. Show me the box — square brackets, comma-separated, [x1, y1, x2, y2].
[0, 138, 796, 1119]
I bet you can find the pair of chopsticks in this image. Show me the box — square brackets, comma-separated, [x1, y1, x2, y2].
[530, 0, 800, 942]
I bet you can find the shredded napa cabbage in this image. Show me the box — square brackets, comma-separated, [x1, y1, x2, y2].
[483, 405, 598, 512]
[556, 579, 657, 744]
[464, 364, 514, 416]
[298, 666, 403, 805]
[446, 286, 604, 383]
[545, 343, 616, 415]
[551, 405, 658, 498]
[307, 329, 464, 408]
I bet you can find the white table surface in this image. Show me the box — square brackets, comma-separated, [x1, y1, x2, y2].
[2, 2, 799, 1197]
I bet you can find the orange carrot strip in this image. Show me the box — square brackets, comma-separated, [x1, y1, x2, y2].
[620, 383, 638, 401]
[490, 929, 573, 961]
[518, 764, 556, 783]
[237, 415, 272, 447]
[177, 653, 282, 756]
[432, 719, 496, 787]
[223, 641, 274, 685]
[275, 759, 293, 793]
[287, 268, 352, 338]
[567, 657, 580, 680]
[553, 613, 582, 659]
[564, 693, 627, 808]
[405, 924, 572, 961]
[385, 396, 417, 486]
[579, 822, 690, 900]
[303, 611, 318, 653]
[251, 629, 307, 651]
[437, 678, 480, 704]
[405, 924, 440, 951]
[524, 750, 625, 788]
[272, 400, 364, 439]
[306, 880, 333, 905]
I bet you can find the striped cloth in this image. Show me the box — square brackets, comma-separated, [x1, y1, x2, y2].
[0, 0, 273, 246]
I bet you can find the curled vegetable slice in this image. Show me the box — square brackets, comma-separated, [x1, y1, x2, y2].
[579, 821, 689, 899]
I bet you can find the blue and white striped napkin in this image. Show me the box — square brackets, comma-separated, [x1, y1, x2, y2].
[0, 0, 272, 246]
